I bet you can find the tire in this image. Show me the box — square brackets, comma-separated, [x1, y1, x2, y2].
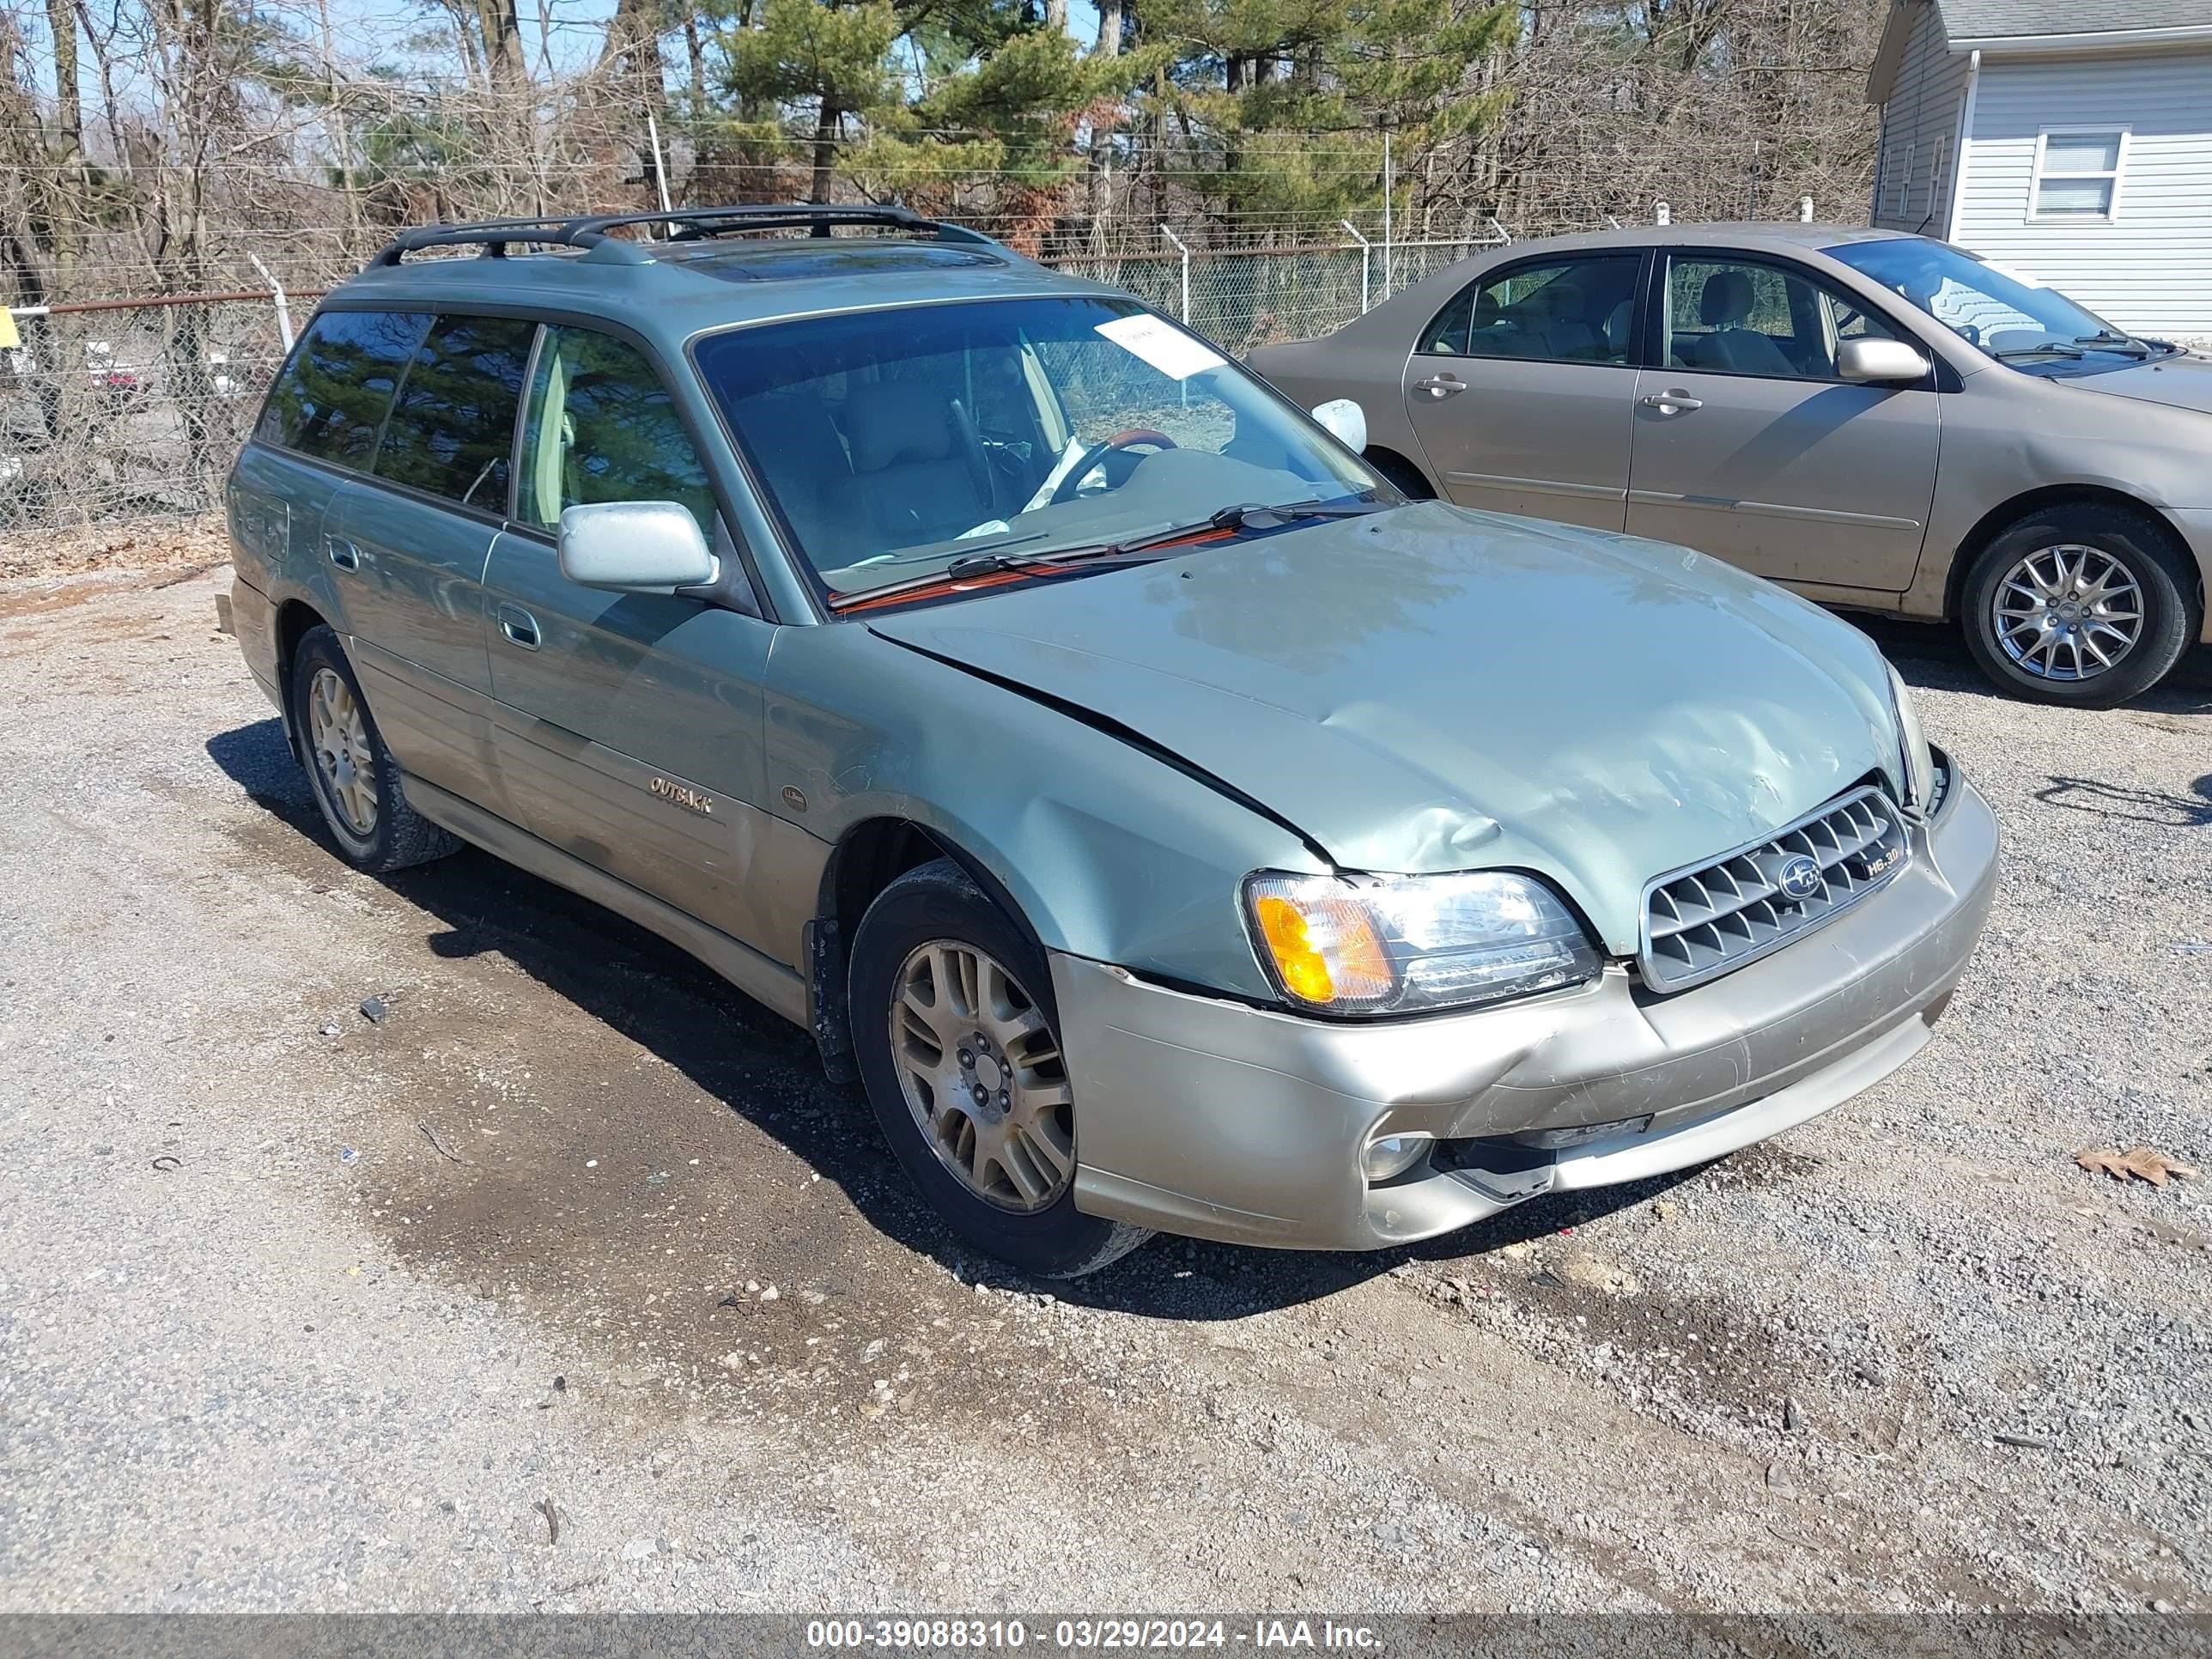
[848, 858, 1151, 1279]
[287, 624, 460, 872]
[1364, 448, 1435, 501]
[1960, 504, 2200, 708]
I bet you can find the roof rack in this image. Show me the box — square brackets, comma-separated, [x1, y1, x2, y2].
[367, 203, 998, 268]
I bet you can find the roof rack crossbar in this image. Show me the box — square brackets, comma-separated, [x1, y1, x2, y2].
[367, 203, 996, 267]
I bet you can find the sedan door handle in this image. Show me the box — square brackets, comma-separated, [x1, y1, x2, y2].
[1639, 390, 1704, 414]
[325, 535, 361, 571]
[496, 603, 540, 651]
[1413, 374, 1466, 399]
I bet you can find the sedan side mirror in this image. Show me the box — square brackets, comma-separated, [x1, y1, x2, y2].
[1310, 397, 1368, 453]
[1837, 337, 1931, 385]
[557, 501, 718, 594]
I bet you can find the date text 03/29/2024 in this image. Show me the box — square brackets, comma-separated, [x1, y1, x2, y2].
[805, 1619, 1382, 1650]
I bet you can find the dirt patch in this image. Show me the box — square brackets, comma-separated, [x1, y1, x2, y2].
[0, 515, 230, 581]
[210, 763, 1108, 1441]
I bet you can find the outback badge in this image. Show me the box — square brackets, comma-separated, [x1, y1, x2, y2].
[649, 776, 714, 816]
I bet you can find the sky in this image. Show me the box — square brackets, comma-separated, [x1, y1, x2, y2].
[17, 0, 1111, 110]
[314, 0, 1109, 82]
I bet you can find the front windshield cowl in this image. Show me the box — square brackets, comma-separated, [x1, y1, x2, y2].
[691, 295, 1383, 608]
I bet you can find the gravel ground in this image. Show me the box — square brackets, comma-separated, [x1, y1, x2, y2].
[1, 562, 2207, 1614]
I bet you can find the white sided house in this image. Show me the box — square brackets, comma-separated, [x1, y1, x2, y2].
[1866, 0, 2212, 337]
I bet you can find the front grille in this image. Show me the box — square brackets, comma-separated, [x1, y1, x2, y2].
[1638, 786, 1909, 994]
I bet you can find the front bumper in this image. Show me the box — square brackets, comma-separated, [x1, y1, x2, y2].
[1054, 775, 1999, 1250]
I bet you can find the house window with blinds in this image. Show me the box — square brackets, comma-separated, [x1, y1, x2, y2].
[2032, 131, 2127, 222]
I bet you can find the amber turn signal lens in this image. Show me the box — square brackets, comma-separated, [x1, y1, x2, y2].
[1252, 888, 1395, 1006]
[1254, 894, 1335, 1003]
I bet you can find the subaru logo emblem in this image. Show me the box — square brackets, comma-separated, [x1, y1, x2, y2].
[1778, 854, 1823, 900]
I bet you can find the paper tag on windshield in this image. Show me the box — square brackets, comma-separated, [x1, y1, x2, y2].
[1096, 313, 1225, 381]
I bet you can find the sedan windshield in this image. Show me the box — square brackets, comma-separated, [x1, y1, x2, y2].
[1825, 237, 2162, 367]
[693, 295, 1378, 601]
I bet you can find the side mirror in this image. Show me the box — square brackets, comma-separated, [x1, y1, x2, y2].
[1837, 337, 1931, 385]
[1310, 397, 1368, 453]
[557, 501, 718, 593]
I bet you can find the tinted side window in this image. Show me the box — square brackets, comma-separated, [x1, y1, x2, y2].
[516, 327, 716, 539]
[373, 314, 537, 508]
[1417, 256, 1641, 366]
[258, 310, 428, 468]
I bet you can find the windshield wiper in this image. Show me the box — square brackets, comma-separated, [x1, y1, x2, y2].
[830, 497, 1388, 611]
[2073, 331, 2154, 358]
[830, 540, 1164, 610]
[1990, 343, 2084, 362]
[1104, 496, 1389, 557]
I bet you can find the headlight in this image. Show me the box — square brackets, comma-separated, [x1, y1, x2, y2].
[1243, 870, 1600, 1016]
[1887, 665, 1936, 813]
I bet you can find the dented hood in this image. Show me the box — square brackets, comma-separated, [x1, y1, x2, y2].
[868, 502, 1903, 953]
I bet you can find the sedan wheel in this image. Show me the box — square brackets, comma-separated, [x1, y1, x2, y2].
[1960, 505, 2198, 708]
[889, 940, 1076, 1212]
[1990, 544, 2142, 684]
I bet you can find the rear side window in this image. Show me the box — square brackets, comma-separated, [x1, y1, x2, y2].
[1417, 255, 1642, 366]
[374, 314, 538, 509]
[515, 326, 717, 539]
[258, 310, 428, 468]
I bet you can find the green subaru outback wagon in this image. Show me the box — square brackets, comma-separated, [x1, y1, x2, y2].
[225, 204, 1997, 1277]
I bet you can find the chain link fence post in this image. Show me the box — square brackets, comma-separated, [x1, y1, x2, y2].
[1158, 224, 1191, 323]
[1340, 222, 1370, 313]
[246, 254, 295, 352]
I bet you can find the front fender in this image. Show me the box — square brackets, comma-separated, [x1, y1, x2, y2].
[763, 621, 1323, 1002]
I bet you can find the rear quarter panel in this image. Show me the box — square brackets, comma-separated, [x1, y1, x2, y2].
[1250, 334, 1431, 484]
[225, 441, 355, 699]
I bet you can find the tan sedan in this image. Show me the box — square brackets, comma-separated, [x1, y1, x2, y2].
[1249, 224, 2212, 705]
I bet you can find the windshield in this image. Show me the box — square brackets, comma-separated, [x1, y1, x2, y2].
[693, 295, 1378, 600]
[1824, 237, 2154, 365]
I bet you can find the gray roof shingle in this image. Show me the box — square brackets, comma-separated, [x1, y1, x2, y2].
[1940, 0, 2212, 40]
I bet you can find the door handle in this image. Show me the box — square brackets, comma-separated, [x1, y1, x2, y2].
[496, 603, 540, 651]
[1413, 374, 1466, 399]
[325, 535, 361, 571]
[1639, 390, 1704, 414]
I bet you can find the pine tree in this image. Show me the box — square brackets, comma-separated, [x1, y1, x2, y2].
[711, 0, 1121, 234]
[1135, 0, 1515, 234]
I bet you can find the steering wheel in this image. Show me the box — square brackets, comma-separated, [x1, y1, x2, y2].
[1048, 428, 1177, 506]
[949, 396, 996, 514]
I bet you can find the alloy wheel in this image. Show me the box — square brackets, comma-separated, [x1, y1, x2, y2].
[888, 939, 1075, 1212]
[1992, 544, 2144, 682]
[307, 665, 379, 836]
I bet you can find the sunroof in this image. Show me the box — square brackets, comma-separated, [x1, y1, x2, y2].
[674, 240, 1006, 283]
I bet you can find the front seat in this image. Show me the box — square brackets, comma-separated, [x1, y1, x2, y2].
[842, 385, 994, 549]
[1535, 281, 1600, 361]
[1690, 270, 1796, 376]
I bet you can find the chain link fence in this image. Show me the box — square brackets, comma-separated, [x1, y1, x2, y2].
[0, 222, 1640, 540]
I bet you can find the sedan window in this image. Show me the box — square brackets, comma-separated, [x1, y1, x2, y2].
[1663, 257, 1900, 381]
[1416, 255, 1641, 367]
